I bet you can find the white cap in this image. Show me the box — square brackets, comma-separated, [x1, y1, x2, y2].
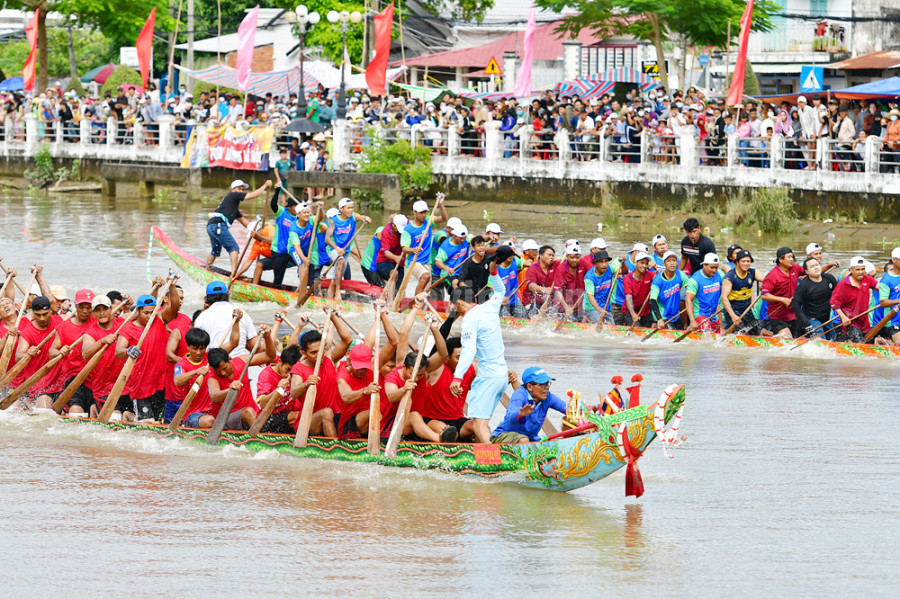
[849, 255, 866, 267]
[662, 250, 679, 262]
[805, 242, 822, 255]
[590, 237, 608, 250]
[702, 252, 720, 265]
[632, 242, 650, 254]
[565, 242, 581, 255]
[446, 217, 462, 233]
[297, 202, 310, 212]
[634, 251, 651, 263]
[863, 259, 876, 275]
[486, 223, 503, 234]
[338, 197, 354, 209]
[412, 200, 428, 213]
[892, 247, 900, 260]
[652, 234, 667, 246]
[230, 179, 248, 189]
[300, 142, 310, 149]
[453, 225, 469, 238]
[522, 239, 539, 252]
[392, 214, 409, 232]
[798, 95, 808, 103]
[326, 207, 340, 219]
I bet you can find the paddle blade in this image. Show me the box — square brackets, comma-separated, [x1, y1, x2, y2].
[207, 388, 239, 444]
[292, 386, 318, 447]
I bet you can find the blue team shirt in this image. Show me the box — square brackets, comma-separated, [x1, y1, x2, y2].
[612, 255, 636, 306]
[288, 218, 315, 265]
[497, 258, 523, 306]
[401, 217, 434, 267]
[271, 206, 296, 254]
[686, 270, 723, 319]
[878, 271, 900, 327]
[492, 385, 567, 442]
[582, 266, 615, 311]
[331, 215, 357, 250]
[651, 270, 688, 320]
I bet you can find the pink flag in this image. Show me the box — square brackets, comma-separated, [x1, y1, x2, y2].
[236, 5, 260, 92]
[365, 2, 394, 97]
[726, 0, 754, 107]
[513, 5, 536, 98]
[22, 10, 38, 92]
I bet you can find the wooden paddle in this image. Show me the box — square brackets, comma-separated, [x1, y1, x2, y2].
[52, 313, 135, 413]
[723, 295, 762, 336]
[228, 218, 263, 292]
[628, 290, 653, 333]
[673, 304, 727, 343]
[0, 272, 13, 298]
[207, 333, 265, 444]
[391, 202, 441, 312]
[866, 305, 900, 343]
[366, 305, 382, 455]
[335, 312, 364, 339]
[555, 291, 585, 332]
[641, 308, 687, 342]
[790, 304, 880, 350]
[0, 269, 36, 376]
[247, 383, 288, 438]
[398, 255, 473, 313]
[167, 313, 242, 431]
[295, 223, 367, 306]
[0, 260, 27, 297]
[97, 278, 175, 423]
[3, 333, 85, 408]
[596, 268, 623, 333]
[293, 315, 335, 447]
[0, 329, 58, 391]
[384, 330, 429, 459]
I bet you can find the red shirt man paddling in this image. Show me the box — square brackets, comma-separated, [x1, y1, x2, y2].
[830, 256, 878, 344]
[761, 246, 806, 338]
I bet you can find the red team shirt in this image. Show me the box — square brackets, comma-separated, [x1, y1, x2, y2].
[41, 317, 94, 394]
[761, 264, 805, 322]
[13, 315, 63, 388]
[523, 261, 559, 305]
[84, 319, 126, 399]
[424, 364, 475, 421]
[120, 319, 169, 400]
[207, 356, 261, 419]
[172, 354, 212, 416]
[164, 313, 192, 401]
[622, 269, 657, 317]
[290, 359, 341, 430]
[257, 363, 291, 413]
[381, 366, 431, 434]
[336, 362, 374, 436]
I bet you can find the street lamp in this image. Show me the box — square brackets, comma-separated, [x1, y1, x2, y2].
[285, 5, 320, 119]
[327, 9, 362, 120]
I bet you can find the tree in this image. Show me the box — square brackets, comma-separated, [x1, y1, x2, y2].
[100, 64, 142, 96]
[534, 0, 777, 92]
[0, 27, 113, 79]
[724, 58, 760, 96]
[5, 0, 171, 92]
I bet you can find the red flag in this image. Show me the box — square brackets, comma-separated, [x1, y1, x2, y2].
[365, 2, 394, 97]
[726, 0, 754, 107]
[136, 8, 156, 92]
[22, 10, 38, 92]
[621, 426, 646, 498]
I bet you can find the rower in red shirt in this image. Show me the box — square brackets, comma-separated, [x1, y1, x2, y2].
[553, 240, 588, 322]
[622, 252, 657, 327]
[206, 324, 276, 430]
[830, 256, 879, 344]
[335, 344, 379, 439]
[14, 295, 63, 409]
[288, 310, 354, 437]
[524, 245, 558, 312]
[161, 284, 192, 412]
[115, 294, 170, 422]
[578, 238, 609, 272]
[424, 336, 477, 442]
[375, 214, 409, 286]
[761, 246, 806, 338]
[82, 295, 129, 419]
[40, 288, 95, 403]
[255, 344, 302, 434]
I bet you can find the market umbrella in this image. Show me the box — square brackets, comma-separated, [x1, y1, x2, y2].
[284, 118, 326, 134]
[0, 77, 24, 91]
[80, 63, 116, 85]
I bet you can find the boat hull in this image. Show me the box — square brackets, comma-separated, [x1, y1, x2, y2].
[53, 385, 685, 493]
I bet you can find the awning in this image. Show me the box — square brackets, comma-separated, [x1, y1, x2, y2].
[175, 31, 275, 54]
[709, 63, 805, 75]
[0, 77, 23, 91]
[830, 76, 900, 100]
[829, 51, 900, 71]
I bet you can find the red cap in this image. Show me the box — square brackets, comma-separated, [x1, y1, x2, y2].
[74, 289, 95, 305]
[348, 344, 372, 370]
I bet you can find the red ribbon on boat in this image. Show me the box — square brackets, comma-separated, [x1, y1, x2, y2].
[621, 425, 645, 498]
[626, 373, 642, 409]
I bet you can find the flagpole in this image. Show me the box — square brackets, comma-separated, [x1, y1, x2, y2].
[216, 0, 221, 101]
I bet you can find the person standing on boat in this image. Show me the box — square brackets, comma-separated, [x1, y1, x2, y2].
[265, 185, 300, 288]
[450, 246, 513, 444]
[760, 246, 805, 338]
[490, 367, 566, 444]
[805, 242, 840, 274]
[400, 196, 449, 297]
[194, 281, 259, 359]
[679, 217, 716, 275]
[205, 179, 272, 275]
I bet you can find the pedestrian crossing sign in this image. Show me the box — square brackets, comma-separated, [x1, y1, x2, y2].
[485, 57, 502, 75]
[800, 66, 824, 92]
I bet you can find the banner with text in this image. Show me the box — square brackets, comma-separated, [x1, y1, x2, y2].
[181, 125, 274, 171]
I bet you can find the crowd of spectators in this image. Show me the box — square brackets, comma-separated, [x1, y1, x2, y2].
[2, 79, 899, 173]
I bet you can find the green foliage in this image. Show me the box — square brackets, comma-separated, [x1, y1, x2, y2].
[23, 144, 72, 186]
[535, 0, 777, 89]
[724, 60, 761, 96]
[0, 27, 113, 79]
[65, 77, 87, 96]
[355, 133, 433, 208]
[101, 64, 142, 96]
[724, 187, 797, 234]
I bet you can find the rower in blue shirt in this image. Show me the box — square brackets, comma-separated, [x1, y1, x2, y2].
[491, 367, 566, 444]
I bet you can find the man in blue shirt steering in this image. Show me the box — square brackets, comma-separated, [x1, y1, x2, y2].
[491, 367, 566, 444]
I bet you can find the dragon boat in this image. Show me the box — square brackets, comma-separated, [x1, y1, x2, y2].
[46, 383, 685, 493]
[154, 225, 900, 360]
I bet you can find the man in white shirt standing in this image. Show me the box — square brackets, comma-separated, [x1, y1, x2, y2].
[194, 281, 259, 358]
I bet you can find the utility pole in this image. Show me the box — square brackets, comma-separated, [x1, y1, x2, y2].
[187, 0, 194, 92]
[725, 20, 731, 91]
